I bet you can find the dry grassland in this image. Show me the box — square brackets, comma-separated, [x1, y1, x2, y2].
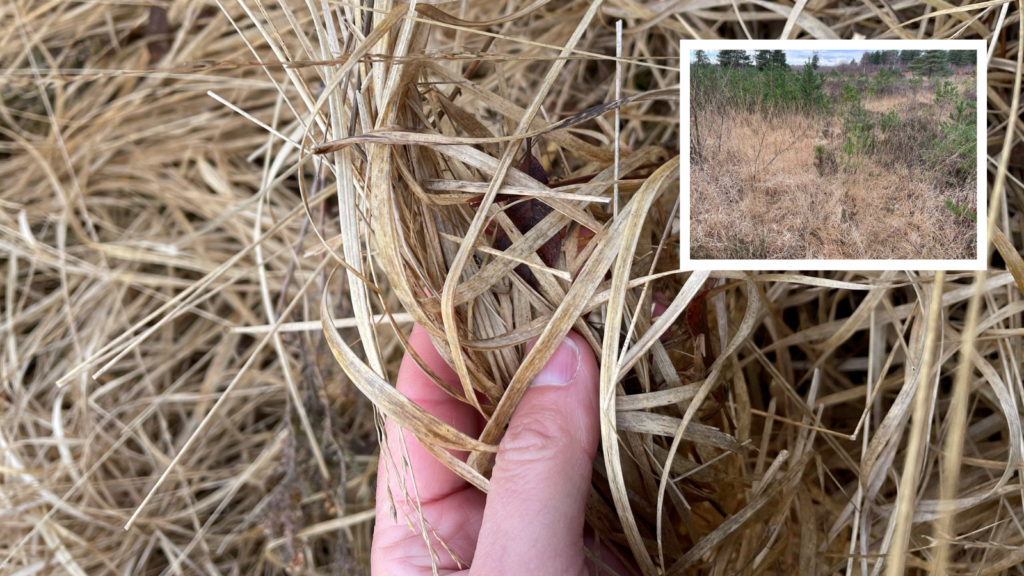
[691, 82, 978, 260]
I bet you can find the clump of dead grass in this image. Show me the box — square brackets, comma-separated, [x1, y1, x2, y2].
[2, 1, 1024, 575]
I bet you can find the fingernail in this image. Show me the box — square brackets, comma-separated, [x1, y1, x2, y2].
[531, 337, 580, 387]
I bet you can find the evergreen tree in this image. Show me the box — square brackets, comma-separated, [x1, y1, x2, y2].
[798, 58, 826, 110]
[899, 49, 922, 65]
[949, 50, 974, 67]
[694, 49, 711, 68]
[910, 50, 951, 77]
[717, 49, 751, 68]
[754, 50, 771, 70]
[769, 50, 790, 70]
[811, 51, 820, 70]
[862, 51, 882, 65]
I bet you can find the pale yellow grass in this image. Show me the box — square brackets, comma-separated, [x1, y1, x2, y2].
[863, 76, 974, 112]
[691, 107, 976, 260]
[863, 91, 932, 112]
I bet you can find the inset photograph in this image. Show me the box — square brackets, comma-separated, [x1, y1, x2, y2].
[681, 40, 986, 269]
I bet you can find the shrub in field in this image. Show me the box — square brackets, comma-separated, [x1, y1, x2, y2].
[950, 99, 975, 125]
[943, 198, 977, 221]
[757, 67, 797, 114]
[908, 75, 924, 95]
[841, 101, 875, 172]
[876, 111, 940, 171]
[929, 99, 977, 186]
[935, 80, 958, 105]
[689, 65, 729, 162]
[797, 61, 827, 112]
[840, 82, 861, 106]
[879, 109, 901, 133]
[814, 145, 838, 176]
[872, 67, 901, 96]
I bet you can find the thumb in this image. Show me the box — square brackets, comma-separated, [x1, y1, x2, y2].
[471, 331, 601, 576]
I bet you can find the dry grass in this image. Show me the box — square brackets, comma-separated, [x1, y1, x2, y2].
[691, 83, 978, 261]
[861, 91, 933, 112]
[1, 1, 1024, 575]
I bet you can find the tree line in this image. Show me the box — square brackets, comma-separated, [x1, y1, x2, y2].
[696, 49, 808, 71]
[695, 49, 974, 77]
[860, 49, 974, 67]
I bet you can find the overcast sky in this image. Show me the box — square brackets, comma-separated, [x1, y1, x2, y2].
[692, 50, 869, 66]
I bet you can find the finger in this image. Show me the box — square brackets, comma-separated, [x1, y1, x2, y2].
[373, 324, 485, 574]
[379, 323, 483, 504]
[471, 331, 601, 575]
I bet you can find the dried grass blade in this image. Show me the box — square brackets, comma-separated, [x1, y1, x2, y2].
[779, 0, 809, 39]
[748, 273, 892, 290]
[815, 270, 897, 353]
[424, 62, 615, 161]
[321, 269, 498, 453]
[597, 156, 683, 575]
[967, 349, 1024, 487]
[313, 88, 676, 154]
[991, 226, 1024, 296]
[615, 382, 704, 412]
[885, 271, 944, 576]
[616, 411, 744, 451]
[936, 16, 1022, 571]
[652, 275, 761, 571]
[453, 209, 569, 305]
[434, 93, 500, 157]
[415, 0, 552, 27]
[666, 452, 811, 576]
[616, 270, 710, 380]
[747, 0, 839, 38]
[430, 143, 603, 230]
[887, 0, 1010, 35]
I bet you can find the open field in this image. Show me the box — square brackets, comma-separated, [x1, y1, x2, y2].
[690, 60, 979, 260]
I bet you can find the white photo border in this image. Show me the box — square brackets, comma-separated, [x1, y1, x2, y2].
[680, 39, 988, 271]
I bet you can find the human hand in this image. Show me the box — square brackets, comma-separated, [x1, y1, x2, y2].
[371, 324, 628, 575]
